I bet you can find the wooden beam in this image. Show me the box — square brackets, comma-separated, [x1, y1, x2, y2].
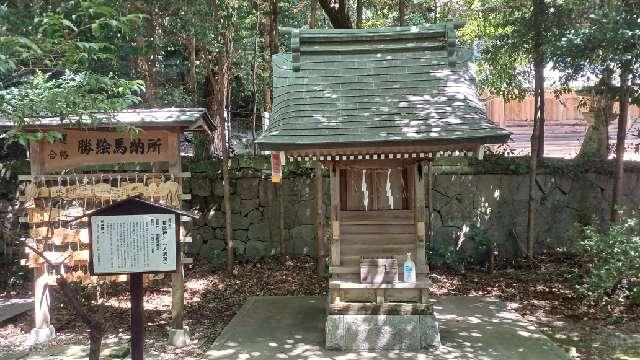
[329, 162, 341, 266]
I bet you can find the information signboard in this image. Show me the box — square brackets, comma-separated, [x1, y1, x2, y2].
[90, 214, 177, 275]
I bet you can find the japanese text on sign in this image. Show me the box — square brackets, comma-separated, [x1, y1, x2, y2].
[38, 129, 173, 173]
[91, 214, 177, 274]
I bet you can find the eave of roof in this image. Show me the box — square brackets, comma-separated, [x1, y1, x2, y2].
[0, 108, 212, 131]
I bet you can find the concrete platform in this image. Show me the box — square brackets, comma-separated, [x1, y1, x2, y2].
[206, 296, 569, 360]
[0, 298, 33, 323]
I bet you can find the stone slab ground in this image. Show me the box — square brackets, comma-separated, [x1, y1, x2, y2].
[0, 298, 32, 323]
[206, 296, 570, 360]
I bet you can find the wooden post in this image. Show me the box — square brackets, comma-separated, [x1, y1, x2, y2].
[33, 265, 51, 329]
[413, 163, 426, 274]
[329, 163, 340, 266]
[314, 162, 325, 274]
[167, 131, 189, 347]
[129, 273, 144, 360]
[426, 160, 433, 270]
[28, 140, 55, 342]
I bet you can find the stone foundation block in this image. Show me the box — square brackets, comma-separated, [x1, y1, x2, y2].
[326, 314, 440, 350]
[168, 326, 191, 348]
[29, 325, 55, 344]
[420, 314, 441, 347]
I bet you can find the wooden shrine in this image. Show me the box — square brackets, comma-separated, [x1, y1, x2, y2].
[0, 108, 212, 345]
[257, 23, 510, 350]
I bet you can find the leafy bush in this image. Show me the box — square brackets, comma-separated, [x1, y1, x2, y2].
[578, 212, 640, 304]
[429, 245, 465, 273]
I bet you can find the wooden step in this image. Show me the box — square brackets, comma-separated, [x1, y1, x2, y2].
[340, 210, 413, 225]
[341, 224, 416, 234]
[340, 233, 416, 244]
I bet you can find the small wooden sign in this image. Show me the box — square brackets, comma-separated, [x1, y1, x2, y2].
[271, 152, 283, 183]
[90, 214, 177, 275]
[37, 129, 173, 173]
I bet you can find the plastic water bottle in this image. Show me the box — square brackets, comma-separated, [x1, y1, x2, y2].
[404, 252, 416, 283]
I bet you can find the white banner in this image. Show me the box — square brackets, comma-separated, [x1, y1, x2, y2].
[91, 214, 177, 274]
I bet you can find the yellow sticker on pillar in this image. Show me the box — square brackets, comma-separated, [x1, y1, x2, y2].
[271, 152, 283, 183]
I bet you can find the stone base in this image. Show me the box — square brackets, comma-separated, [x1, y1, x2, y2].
[29, 325, 56, 344]
[326, 314, 440, 351]
[168, 326, 191, 348]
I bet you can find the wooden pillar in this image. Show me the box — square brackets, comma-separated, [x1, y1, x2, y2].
[426, 160, 434, 271]
[413, 162, 426, 274]
[329, 162, 340, 266]
[314, 162, 326, 274]
[28, 140, 55, 342]
[130, 273, 145, 360]
[33, 265, 51, 329]
[167, 130, 189, 347]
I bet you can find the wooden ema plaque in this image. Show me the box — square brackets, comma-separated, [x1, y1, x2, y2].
[35, 129, 173, 173]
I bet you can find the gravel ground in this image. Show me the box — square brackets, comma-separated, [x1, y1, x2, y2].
[1, 254, 639, 359]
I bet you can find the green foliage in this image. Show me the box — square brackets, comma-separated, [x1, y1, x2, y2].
[429, 245, 465, 273]
[0, 0, 145, 140]
[550, 0, 640, 84]
[578, 212, 640, 304]
[459, 0, 536, 100]
[467, 224, 492, 260]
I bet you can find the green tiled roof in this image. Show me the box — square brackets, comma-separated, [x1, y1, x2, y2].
[257, 23, 510, 151]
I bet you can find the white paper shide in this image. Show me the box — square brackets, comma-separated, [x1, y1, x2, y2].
[91, 214, 177, 274]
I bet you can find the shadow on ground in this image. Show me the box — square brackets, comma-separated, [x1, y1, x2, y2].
[206, 296, 569, 360]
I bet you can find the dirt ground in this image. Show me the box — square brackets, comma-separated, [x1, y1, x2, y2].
[1, 254, 639, 359]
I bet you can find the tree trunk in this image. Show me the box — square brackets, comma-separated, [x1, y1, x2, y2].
[356, 0, 363, 28]
[262, 20, 272, 114]
[398, 0, 406, 26]
[213, 26, 234, 271]
[578, 72, 614, 160]
[526, 0, 545, 260]
[134, 4, 159, 104]
[318, 0, 353, 28]
[270, 0, 279, 54]
[187, 36, 197, 105]
[25, 244, 104, 360]
[250, 9, 260, 155]
[309, 0, 318, 28]
[537, 101, 545, 159]
[88, 324, 104, 360]
[433, 0, 438, 23]
[611, 69, 630, 223]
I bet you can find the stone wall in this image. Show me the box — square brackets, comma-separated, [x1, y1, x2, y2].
[430, 171, 640, 259]
[2, 154, 639, 263]
[186, 158, 330, 261]
[186, 157, 640, 262]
